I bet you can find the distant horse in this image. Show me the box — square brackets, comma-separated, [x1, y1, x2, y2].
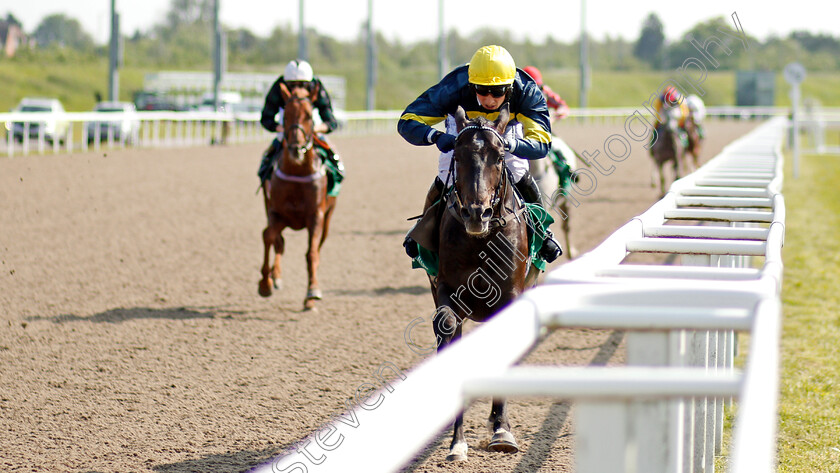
[529, 135, 578, 259]
[683, 114, 703, 172]
[684, 94, 706, 172]
[259, 82, 337, 311]
[650, 105, 685, 197]
[432, 104, 538, 462]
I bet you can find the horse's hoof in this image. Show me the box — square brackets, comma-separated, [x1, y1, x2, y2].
[258, 279, 273, 298]
[488, 429, 519, 454]
[303, 299, 318, 311]
[446, 442, 468, 461]
[306, 288, 323, 300]
[273, 278, 283, 290]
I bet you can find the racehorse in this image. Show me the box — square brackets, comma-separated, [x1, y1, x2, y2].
[530, 135, 578, 259]
[650, 105, 685, 197]
[683, 114, 703, 172]
[432, 104, 538, 461]
[259, 81, 337, 311]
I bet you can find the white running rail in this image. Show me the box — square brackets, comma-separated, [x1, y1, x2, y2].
[255, 116, 787, 473]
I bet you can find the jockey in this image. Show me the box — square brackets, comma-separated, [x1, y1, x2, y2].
[524, 65, 577, 189]
[685, 94, 706, 139]
[652, 86, 691, 129]
[650, 85, 691, 147]
[398, 45, 563, 264]
[258, 59, 344, 185]
[522, 66, 570, 120]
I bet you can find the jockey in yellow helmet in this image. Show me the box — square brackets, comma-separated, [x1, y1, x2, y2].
[398, 45, 562, 265]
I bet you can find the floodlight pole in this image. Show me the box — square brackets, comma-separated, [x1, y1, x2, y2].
[298, 0, 308, 60]
[579, 0, 589, 108]
[108, 0, 119, 101]
[366, 0, 376, 110]
[212, 0, 222, 110]
[438, 0, 448, 79]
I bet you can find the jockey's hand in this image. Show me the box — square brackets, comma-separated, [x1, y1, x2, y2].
[434, 133, 456, 153]
[314, 123, 329, 134]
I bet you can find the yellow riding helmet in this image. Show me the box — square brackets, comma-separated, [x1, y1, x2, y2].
[468, 45, 516, 86]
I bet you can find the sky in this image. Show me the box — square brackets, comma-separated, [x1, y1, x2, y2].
[6, 0, 838, 48]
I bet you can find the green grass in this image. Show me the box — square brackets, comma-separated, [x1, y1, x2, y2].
[0, 58, 146, 113]
[3, 57, 840, 112]
[715, 148, 840, 472]
[776, 151, 840, 471]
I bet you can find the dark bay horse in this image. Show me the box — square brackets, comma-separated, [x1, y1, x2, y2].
[650, 105, 685, 197]
[259, 81, 337, 311]
[432, 105, 538, 461]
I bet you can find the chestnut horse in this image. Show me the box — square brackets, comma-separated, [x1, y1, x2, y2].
[432, 105, 538, 461]
[650, 105, 685, 197]
[259, 82, 337, 311]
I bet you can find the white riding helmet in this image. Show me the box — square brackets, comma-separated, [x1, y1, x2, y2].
[284, 59, 314, 82]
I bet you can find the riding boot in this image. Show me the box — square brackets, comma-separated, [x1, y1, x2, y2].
[317, 135, 346, 180]
[404, 177, 445, 258]
[258, 139, 281, 183]
[514, 171, 563, 263]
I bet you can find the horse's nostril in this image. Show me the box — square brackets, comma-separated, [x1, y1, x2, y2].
[482, 208, 493, 220]
[460, 208, 471, 220]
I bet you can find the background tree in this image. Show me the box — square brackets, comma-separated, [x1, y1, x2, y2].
[32, 14, 94, 50]
[664, 16, 752, 70]
[633, 13, 665, 68]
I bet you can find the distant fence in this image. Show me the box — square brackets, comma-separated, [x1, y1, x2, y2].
[256, 116, 787, 473]
[0, 106, 828, 158]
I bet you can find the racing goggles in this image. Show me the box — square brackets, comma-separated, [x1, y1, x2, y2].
[473, 84, 510, 98]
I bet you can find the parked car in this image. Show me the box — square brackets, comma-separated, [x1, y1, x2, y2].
[85, 101, 140, 144]
[8, 97, 70, 145]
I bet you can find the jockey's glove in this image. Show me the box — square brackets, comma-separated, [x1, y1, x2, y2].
[433, 132, 456, 153]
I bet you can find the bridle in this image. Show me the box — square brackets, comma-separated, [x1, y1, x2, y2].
[283, 94, 314, 160]
[447, 124, 526, 229]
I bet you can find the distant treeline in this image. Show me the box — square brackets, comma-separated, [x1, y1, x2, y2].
[3, 4, 839, 110]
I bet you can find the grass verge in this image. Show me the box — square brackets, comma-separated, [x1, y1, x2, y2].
[776, 151, 840, 471]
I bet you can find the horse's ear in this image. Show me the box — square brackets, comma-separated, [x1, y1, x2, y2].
[454, 106, 468, 132]
[494, 103, 511, 134]
[279, 81, 291, 101]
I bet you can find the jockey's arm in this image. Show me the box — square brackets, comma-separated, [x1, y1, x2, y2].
[398, 88, 448, 146]
[507, 84, 552, 160]
[543, 85, 569, 119]
[313, 80, 340, 134]
[260, 79, 284, 133]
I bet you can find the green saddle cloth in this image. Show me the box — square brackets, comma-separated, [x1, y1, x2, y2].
[548, 149, 574, 190]
[316, 147, 343, 197]
[409, 202, 555, 276]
